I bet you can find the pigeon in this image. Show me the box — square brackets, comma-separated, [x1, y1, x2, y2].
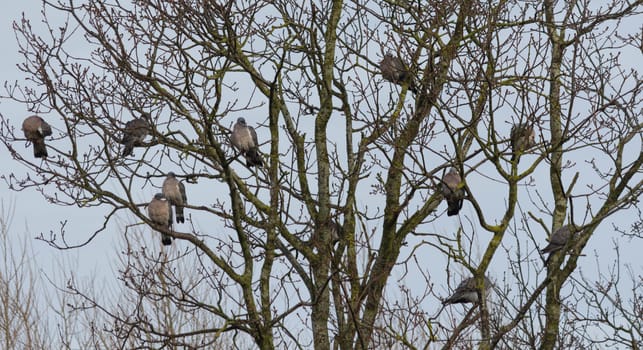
[22, 115, 53, 158]
[379, 53, 417, 94]
[510, 123, 536, 155]
[310, 219, 343, 246]
[148, 193, 173, 246]
[120, 116, 150, 157]
[329, 220, 342, 243]
[441, 168, 464, 216]
[230, 117, 263, 167]
[541, 224, 575, 262]
[162, 172, 187, 224]
[443, 276, 493, 305]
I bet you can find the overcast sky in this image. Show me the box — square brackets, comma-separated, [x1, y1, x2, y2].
[1, 1, 115, 281]
[1, 2, 641, 339]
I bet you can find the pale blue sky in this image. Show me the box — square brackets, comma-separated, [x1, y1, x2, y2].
[1, 1, 641, 346]
[1, 0, 640, 292]
[1, 1, 115, 281]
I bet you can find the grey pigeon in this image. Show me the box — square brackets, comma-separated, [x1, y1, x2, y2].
[310, 219, 342, 246]
[162, 172, 187, 224]
[22, 115, 53, 158]
[329, 220, 342, 243]
[541, 225, 575, 262]
[510, 123, 536, 155]
[441, 168, 464, 216]
[120, 116, 150, 157]
[148, 193, 173, 245]
[231, 117, 263, 167]
[379, 53, 417, 94]
[443, 276, 493, 305]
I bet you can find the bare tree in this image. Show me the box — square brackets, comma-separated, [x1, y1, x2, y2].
[47, 229, 242, 349]
[0, 202, 49, 349]
[0, 0, 641, 349]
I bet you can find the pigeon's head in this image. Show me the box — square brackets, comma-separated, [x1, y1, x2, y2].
[154, 193, 166, 200]
[167, 171, 176, 178]
[237, 117, 247, 126]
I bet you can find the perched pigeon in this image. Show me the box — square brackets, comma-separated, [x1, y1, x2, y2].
[379, 53, 417, 94]
[441, 168, 464, 216]
[230, 117, 263, 167]
[443, 276, 493, 305]
[310, 219, 342, 246]
[328, 220, 342, 243]
[162, 172, 187, 224]
[510, 123, 536, 155]
[148, 193, 173, 246]
[120, 116, 150, 157]
[541, 224, 575, 262]
[22, 115, 53, 158]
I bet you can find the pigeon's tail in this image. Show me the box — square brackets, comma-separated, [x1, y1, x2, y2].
[540, 243, 562, 255]
[245, 148, 264, 167]
[511, 139, 520, 155]
[441, 296, 457, 305]
[443, 289, 480, 305]
[33, 138, 48, 158]
[541, 244, 563, 265]
[446, 198, 463, 216]
[409, 82, 418, 95]
[161, 234, 173, 246]
[442, 293, 466, 305]
[511, 142, 527, 162]
[161, 221, 173, 245]
[175, 206, 185, 224]
[121, 141, 134, 157]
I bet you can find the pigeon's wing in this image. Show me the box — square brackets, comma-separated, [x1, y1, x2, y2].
[245, 125, 263, 167]
[166, 199, 173, 226]
[540, 242, 562, 254]
[132, 118, 150, 141]
[163, 176, 186, 223]
[179, 181, 187, 204]
[443, 277, 477, 305]
[443, 276, 492, 305]
[122, 118, 149, 143]
[550, 225, 572, 245]
[38, 119, 52, 137]
[121, 118, 150, 156]
[249, 125, 259, 148]
[541, 225, 573, 254]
